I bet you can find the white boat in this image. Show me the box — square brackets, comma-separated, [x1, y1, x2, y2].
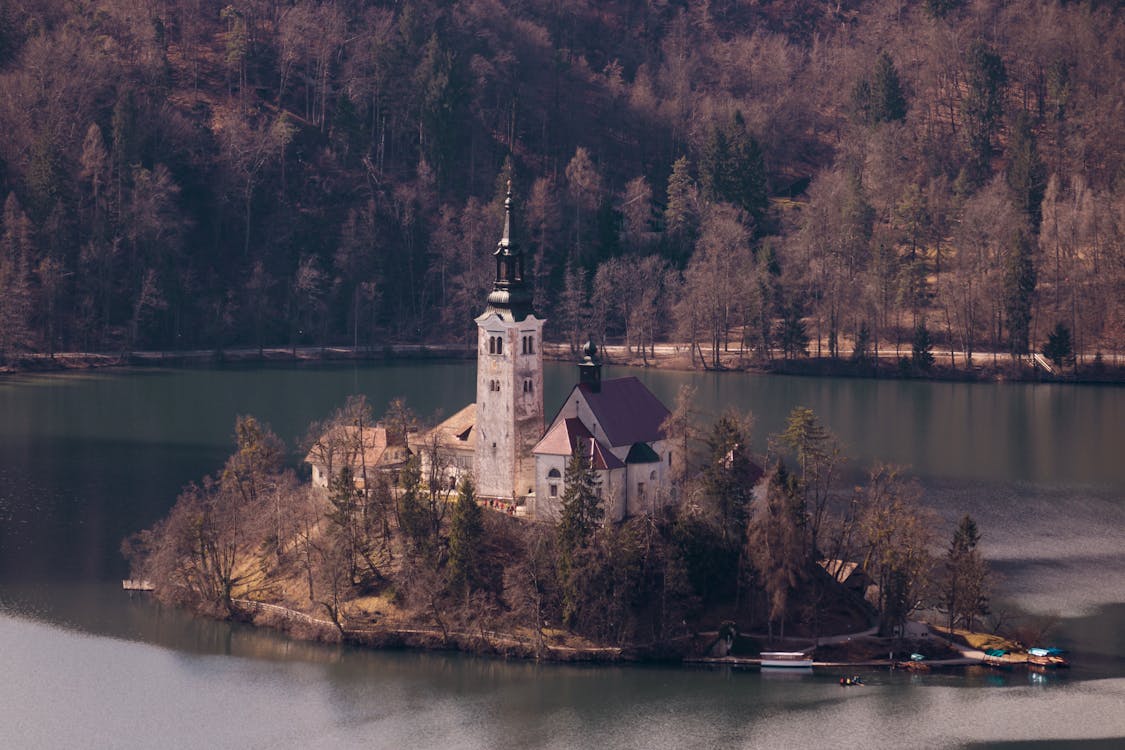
[760, 651, 813, 669]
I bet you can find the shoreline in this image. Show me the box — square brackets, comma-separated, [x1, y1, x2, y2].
[217, 595, 995, 672]
[5, 342, 1125, 385]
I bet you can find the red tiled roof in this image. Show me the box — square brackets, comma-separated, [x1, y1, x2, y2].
[577, 377, 670, 447]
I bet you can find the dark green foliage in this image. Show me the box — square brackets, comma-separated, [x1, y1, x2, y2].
[912, 323, 935, 371]
[851, 322, 871, 363]
[854, 52, 908, 125]
[963, 41, 1008, 183]
[1004, 231, 1037, 357]
[672, 512, 738, 606]
[924, 0, 965, 19]
[557, 449, 603, 625]
[777, 304, 809, 360]
[944, 514, 989, 632]
[557, 450, 603, 558]
[1006, 112, 1047, 231]
[664, 156, 698, 258]
[698, 112, 769, 231]
[447, 477, 485, 598]
[701, 413, 757, 544]
[1042, 322, 1073, 368]
[414, 33, 467, 183]
[397, 456, 433, 555]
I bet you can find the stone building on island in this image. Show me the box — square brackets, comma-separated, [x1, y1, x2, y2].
[309, 185, 675, 523]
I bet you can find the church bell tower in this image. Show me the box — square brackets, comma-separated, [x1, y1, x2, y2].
[474, 184, 545, 501]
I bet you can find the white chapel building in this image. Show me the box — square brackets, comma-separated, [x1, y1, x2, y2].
[313, 185, 676, 522]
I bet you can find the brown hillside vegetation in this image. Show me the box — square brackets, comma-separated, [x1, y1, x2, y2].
[0, 0, 1123, 371]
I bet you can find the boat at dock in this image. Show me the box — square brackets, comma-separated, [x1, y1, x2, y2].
[760, 651, 813, 669]
[1027, 647, 1069, 669]
[983, 649, 1013, 670]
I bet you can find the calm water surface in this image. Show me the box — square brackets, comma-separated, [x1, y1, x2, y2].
[1, 361, 1124, 748]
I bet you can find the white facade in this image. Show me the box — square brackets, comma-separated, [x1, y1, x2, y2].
[532, 378, 673, 523]
[472, 311, 544, 501]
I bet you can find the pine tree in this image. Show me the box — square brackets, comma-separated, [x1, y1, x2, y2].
[447, 477, 485, 601]
[664, 156, 698, 259]
[1042, 322, 1073, 368]
[0, 193, 34, 359]
[1005, 112, 1047, 232]
[912, 323, 935, 370]
[963, 41, 1007, 183]
[702, 413, 757, 545]
[699, 113, 768, 231]
[1004, 230, 1036, 358]
[945, 514, 989, 632]
[870, 52, 908, 124]
[557, 448, 603, 626]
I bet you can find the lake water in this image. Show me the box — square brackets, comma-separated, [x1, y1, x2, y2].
[1, 361, 1124, 748]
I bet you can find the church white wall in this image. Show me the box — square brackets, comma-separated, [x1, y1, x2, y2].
[474, 314, 544, 501]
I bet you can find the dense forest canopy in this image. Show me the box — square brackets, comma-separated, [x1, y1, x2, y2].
[0, 0, 1122, 362]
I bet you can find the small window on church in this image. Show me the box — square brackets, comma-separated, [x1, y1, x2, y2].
[650, 470, 657, 481]
[637, 482, 645, 499]
[549, 484, 558, 497]
[489, 337, 495, 354]
[492, 442, 497, 454]
[547, 468, 561, 478]
[496, 337, 503, 355]
[527, 337, 534, 354]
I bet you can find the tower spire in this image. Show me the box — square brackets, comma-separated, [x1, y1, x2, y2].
[486, 179, 534, 320]
[499, 180, 513, 252]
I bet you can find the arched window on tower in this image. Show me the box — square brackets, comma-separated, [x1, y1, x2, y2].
[489, 337, 496, 354]
[527, 336, 534, 354]
[496, 337, 503, 355]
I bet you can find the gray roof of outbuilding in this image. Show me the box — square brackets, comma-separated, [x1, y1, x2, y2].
[577, 377, 670, 448]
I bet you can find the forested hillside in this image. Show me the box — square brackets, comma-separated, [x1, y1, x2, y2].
[0, 0, 1122, 366]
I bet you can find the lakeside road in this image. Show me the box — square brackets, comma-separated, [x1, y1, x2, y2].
[5, 341, 1123, 382]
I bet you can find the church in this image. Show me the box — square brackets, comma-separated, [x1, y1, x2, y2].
[308, 186, 676, 523]
[435, 185, 676, 522]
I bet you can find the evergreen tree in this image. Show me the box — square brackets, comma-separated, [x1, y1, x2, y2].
[944, 514, 989, 632]
[699, 113, 768, 231]
[1004, 230, 1036, 358]
[963, 41, 1007, 183]
[447, 477, 485, 600]
[702, 413, 757, 545]
[1041, 322, 1073, 368]
[777, 304, 809, 359]
[912, 323, 935, 371]
[397, 455, 432, 555]
[0, 193, 34, 359]
[1005, 112, 1047, 232]
[327, 465, 364, 582]
[870, 52, 908, 124]
[664, 156, 698, 260]
[557, 449, 603, 557]
[851, 322, 872, 363]
[557, 448, 603, 625]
